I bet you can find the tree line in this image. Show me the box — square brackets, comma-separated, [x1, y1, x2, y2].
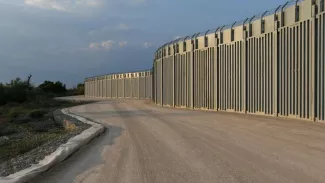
[0, 75, 84, 105]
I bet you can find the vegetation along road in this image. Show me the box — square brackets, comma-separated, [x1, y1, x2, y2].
[33, 98, 325, 183]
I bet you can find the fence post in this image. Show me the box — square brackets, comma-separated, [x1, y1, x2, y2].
[214, 28, 221, 111]
[173, 40, 179, 108]
[273, 5, 281, 117]
[242, 18, 249, 113]
[138, 73, 140, 99]
[115, 77, 116, 98]
[161, 48, 164, 106]
[144, 72, 147, 99]
[123, 75, 125, 98]
[191, 34, 196, 109]
[311, 1, 317, 121]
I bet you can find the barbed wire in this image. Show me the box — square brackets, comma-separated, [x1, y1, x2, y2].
[85, 69, 152, 80]
[158, 0, 305, 50]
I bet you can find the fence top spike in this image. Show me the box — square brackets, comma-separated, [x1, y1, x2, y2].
[261, 10, 268, 19]
[231, 22, 237, 29]
[249, 15, 256, 23]
[176, 38, 183, 43]
[281, 1, 289, 12]
[214, 27, 221, 34]
[194, 32, 200, 39]
[174, 38, 182, 44]
[167, 40, 173, 46]
[274, 5, 281, 14]
[204, 29, 210, 37]
[191, 32, 198, 40]
[295, 0, 299, 6]
[182, 36, 189, 42]
[242, 18, 249, 28]
[220, 25, 226, 31]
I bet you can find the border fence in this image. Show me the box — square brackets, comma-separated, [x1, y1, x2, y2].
[85, 0, 325, 122]
[84, 70, 153, 99]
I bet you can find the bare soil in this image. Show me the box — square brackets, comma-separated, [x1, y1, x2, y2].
[33, 98, 325, 183]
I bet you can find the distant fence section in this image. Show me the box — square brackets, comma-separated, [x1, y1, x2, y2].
[153, 0, 325, 122]
[84, 70, 153, 99]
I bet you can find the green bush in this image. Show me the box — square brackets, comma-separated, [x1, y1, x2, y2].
[0, 78, 30, 105]
[38, 81, 67, 94]
[28, 109, 48, 119]
[8, 110, 22, 119]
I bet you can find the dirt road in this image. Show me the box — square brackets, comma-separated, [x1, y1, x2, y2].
[33, 99, 325, 183]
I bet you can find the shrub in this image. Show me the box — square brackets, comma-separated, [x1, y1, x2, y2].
[38, 81, 67, 94]
[8, 110, 22, 119]
[28, 109, 48, 119]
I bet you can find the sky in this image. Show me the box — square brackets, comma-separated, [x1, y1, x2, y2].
[0, 0, 287, 88]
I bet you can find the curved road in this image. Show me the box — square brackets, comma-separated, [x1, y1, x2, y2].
[33, 99, 325, 183]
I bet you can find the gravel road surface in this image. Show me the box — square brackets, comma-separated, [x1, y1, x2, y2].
[33, 98, 325, 183]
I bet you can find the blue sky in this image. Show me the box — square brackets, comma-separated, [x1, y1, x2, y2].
[0, 0, 286, 87]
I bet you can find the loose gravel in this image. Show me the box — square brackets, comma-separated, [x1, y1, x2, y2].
[0, 110, 91, 177]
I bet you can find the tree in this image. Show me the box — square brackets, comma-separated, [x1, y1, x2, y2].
[38, 81, 67, 94]
[77, 83, 84, 95]
[0, 83, 5, 105]
[27, 74, 32, 89]
[2, 77, 29, 104]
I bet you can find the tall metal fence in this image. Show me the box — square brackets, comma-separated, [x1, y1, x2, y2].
[85, 70, 153, 99]
[153, 0, 325, 122]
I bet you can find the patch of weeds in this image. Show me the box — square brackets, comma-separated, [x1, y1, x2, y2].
[2, 132, 63, 159]
[6, 106, 29, 120]
[62, 120, 77, 131]
[28, 109, 48, 119]
[0, 99, 89, 163]
[0, 124, 67, 162]
[7, 110, 21, 119]
[0, 124, 18, 136]
[26, 120, 57, 133]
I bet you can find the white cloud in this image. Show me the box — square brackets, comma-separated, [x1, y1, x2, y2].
[117, 23, 129, 31]
[119, 41, 128, 47]
[24, 0, 104, 11]
[24, 0, 144, 11]
[80, 0, 103, 7]
[89, 40, 114, 50]
[174, 36, 181, 39]
[101, 40, 114, 49]
[24, 0, 66, 11]
[143, 42, 152, 48]
[89, 40, 128, 50]
[89, 42, 101, 49]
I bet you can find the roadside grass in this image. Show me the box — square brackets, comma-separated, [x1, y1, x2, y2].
[0, 127, 65, 161]
[0, 99, 91, 163]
